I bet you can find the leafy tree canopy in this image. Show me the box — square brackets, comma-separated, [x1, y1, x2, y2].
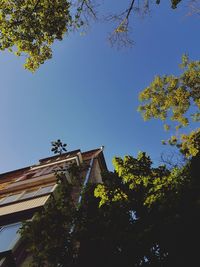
[138, 56, 200, 157]
[94, 150, 200, 266]
[20, 157, 88, 267]
[0, 0, 187, 71]
[0, 0, 73, 71]
[21, 181, 76, 267]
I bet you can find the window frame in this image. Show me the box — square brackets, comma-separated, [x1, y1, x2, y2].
[0, 222, 21, 253]
[0, 184, 56, 206]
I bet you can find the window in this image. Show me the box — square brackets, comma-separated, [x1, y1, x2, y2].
[0, 185, 55, 206]
[0, 223, 21, 253]
[19, 190, 37, 200]
[35, 185, 54, 196]
[20, 185, 54, 199]
[0, 197, 5, 204]
[0, 193, 21, 205]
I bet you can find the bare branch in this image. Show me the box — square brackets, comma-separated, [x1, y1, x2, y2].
[126, 0, 135, 19]
[70, 0, 98, 32]
[108, 25, 134, 49]
[107, 0, 151, 48]
[77, 0, 98, 20]
[188, 0, 200, 16]
[160, 151, 186, 169]
[83, 0, 97, 18]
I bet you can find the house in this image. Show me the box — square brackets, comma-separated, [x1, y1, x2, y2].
[0, 147, 107, 266]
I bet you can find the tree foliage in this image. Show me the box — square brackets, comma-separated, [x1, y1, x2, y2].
[0, 0, 187, 71]
[95, 151, 200, 266]
[20, 166, 78, 266]
[138, 56, 200, 156]
[20, 182, 76, 266]
[0, 0, 73, 72]
[20, 155, 92, 267]
[51, 139, 67, 155]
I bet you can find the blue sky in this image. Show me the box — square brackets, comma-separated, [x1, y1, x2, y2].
[0, 1, 199, 172]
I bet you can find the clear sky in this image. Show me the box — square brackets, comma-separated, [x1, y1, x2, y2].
[0, 1, 199, 172]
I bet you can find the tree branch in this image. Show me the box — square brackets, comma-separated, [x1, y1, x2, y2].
[32, 0, 41, 13]
[126, 0, 135, 19]
[79, 0, 97, 19]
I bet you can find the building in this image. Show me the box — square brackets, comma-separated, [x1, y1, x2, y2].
[0, 147, 107, 266]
